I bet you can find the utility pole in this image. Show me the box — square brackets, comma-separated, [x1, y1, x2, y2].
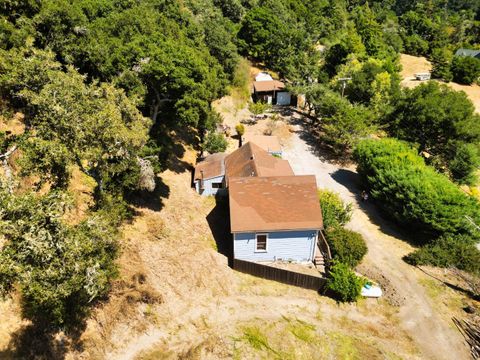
[338, 77, 352, 97]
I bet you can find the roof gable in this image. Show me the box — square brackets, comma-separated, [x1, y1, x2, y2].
[224, 142, 293, 184]
[194, 153, 226, 180]
[455, 48, 480, 58]
[243, 135, 282, 153]
[229, 175, 323, 232]
[253, 80, 286, 93]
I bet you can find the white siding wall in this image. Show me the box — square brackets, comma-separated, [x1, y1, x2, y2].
[233, 230, 317, 262]
[195, 175, 225, 196]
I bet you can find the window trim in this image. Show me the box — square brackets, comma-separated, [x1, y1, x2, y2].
[255, 233, 268, 253]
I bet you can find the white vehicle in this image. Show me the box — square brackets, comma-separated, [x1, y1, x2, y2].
[415, 72, 431, 81]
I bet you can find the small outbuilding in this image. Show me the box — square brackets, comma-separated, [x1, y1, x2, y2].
[252, 80, 292, 106]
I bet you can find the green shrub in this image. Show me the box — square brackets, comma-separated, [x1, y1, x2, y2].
[326, 227, 367, 268]
[353, 138, 480, 243]
[0, 190, 118, 328]
[405, 234, 480, 275]
[317, 189, 353, 229]
[203, 132, 228, 154]
[235, 123, 245, 136]
[450, 143, 480, 185]
[326, 261, 365, 302]
[249, 101, 271, 116]
[451, 56, 480, 85]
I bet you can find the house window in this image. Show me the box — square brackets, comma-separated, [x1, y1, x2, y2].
[212, 182, 223, 189]
[256, 234, 267, 252]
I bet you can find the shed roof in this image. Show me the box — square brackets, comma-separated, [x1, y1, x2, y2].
[224, 142, 293, 184]
[255, 72, 274, 81]
[243, 135, 282, 153]
[229, 175, 323, 233]
[253, 80, 286, 93]
[194, 153, 226, 180]
[455, 48, 480, 58]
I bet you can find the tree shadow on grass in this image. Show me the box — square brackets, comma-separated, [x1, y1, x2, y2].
[206, 195, 233, 267]
[126, 176, 170, 212]
[414, 266, 480, 301]
[166, 140, 193, 174]
[330, 168, 421, 245]
[0, 320, 86, 360]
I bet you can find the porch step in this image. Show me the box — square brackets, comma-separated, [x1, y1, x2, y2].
[314, 256, 324, 266]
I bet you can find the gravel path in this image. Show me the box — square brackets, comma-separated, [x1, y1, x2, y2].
[283, 119, 470, 360]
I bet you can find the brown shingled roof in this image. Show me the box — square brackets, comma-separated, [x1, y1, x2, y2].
[194, 153, 226, 180]
[229, 175, 323, 233]
[253, 80, 285, 93]
[224, 142, 293, 185]
[243, 135, 282, 153]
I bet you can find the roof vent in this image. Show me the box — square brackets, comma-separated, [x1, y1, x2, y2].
[250, 155, 255, 160]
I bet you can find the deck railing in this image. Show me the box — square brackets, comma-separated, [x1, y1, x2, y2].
[318, 230, 332, 275]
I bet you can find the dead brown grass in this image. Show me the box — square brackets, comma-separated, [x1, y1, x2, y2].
[400, 53, 480, 113]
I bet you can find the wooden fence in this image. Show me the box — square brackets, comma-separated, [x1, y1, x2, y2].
[233, 259, 326, 291]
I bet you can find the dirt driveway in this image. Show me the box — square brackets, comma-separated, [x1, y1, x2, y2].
[283, 116, 470, 360]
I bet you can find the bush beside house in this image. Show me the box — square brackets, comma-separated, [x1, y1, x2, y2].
[326, 261, 366, 302]
[326, 227, 367, 268]
[317, 189, 353, 229]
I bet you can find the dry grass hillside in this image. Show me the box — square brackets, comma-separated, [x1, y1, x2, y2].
[0, 67, 477, 359]
[68, 143, 424, 359]
[0, 129, 424, 358]
[400, 53, 480, 113]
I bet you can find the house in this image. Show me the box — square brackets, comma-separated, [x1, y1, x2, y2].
[455, 48, 480, 59]
[194, 141, 327, 268]
[229, 175, 324, 262]
[252, 79, 292, 106]
[242, 134, 283, 156]
[193, 142, 293, 195]
[193, 153, 226, 196]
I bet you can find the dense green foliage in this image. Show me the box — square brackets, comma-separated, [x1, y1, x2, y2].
[0, 189, 118, 327]
[405, 234, 480, 275]
[406, 235, 480, 274]
[451, 56, 480, 85]
[317, 189, 353, 229]
[203, 132, 228, 154]
[431, 48, 454, 82]
[326, 227, 368, 268]
[387, 82, 480, 184]
[301, 84, 376, 154]
[1, 0, 479, 331]
[326, 261, 365, 303]
[354, 138, 480, 242]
